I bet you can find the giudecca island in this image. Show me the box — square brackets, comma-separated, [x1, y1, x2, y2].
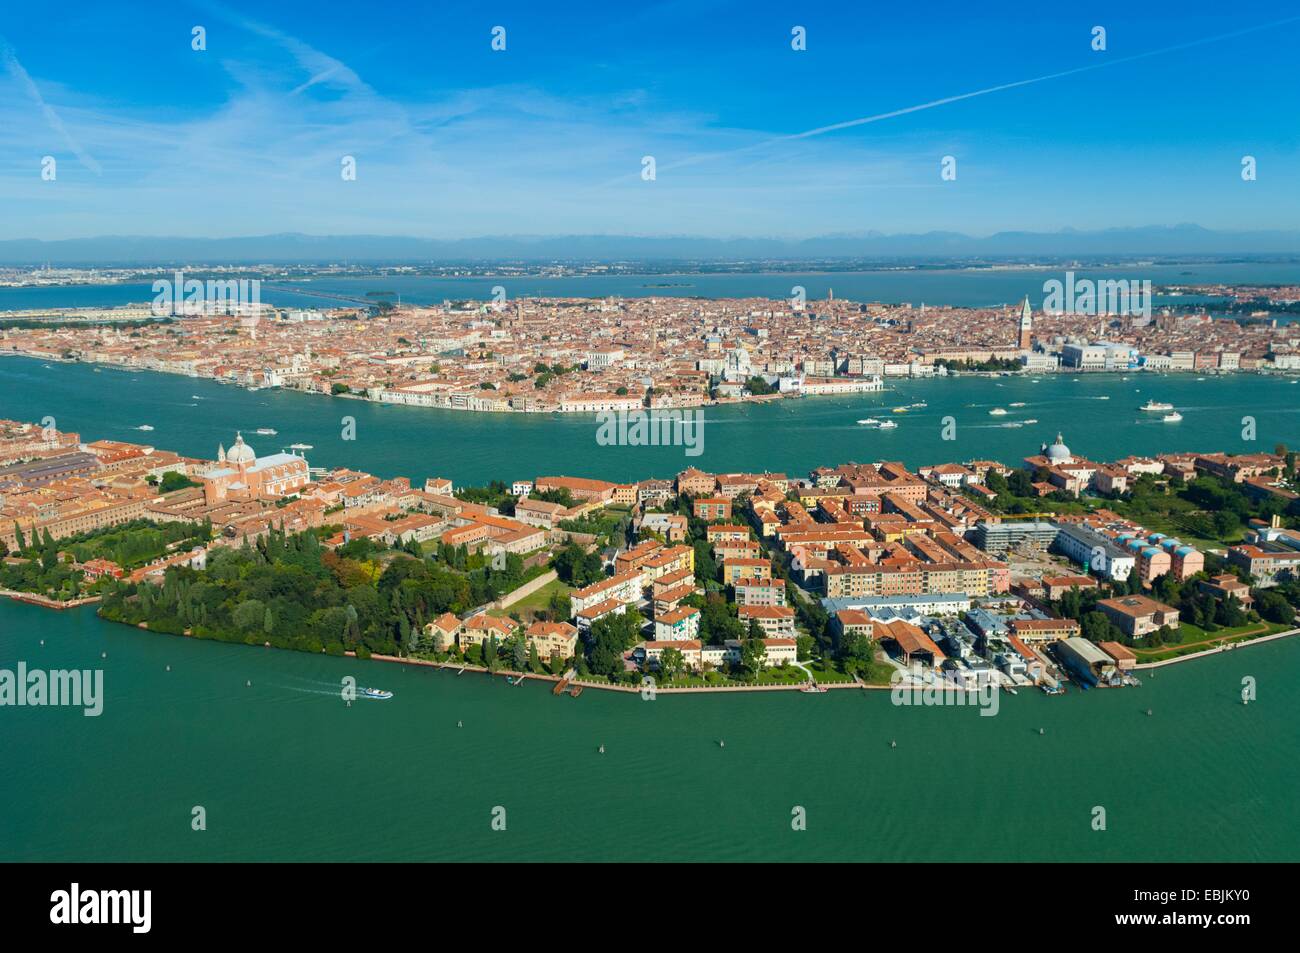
[2, 415, 1299, 695]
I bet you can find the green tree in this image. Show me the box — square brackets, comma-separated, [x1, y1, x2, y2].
[658, 646, 684, 679]
[741, 636, 767, 675]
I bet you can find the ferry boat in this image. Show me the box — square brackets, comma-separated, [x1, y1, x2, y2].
[1140, 400, 1174, 412]
[362, 687, 393, 700]
[1162, 411, 1183, 423]
[988, 407, 1008, 416]
[877, 420, 898, 430]
[255, 428, 278, 436]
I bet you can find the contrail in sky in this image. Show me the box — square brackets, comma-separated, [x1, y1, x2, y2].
[0, 35, 102, 175]
[656, 14, 1300, 175]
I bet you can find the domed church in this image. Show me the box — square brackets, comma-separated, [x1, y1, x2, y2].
[201, 432, 311, 504]
[1041, 433, 1073, 465]
[1022, 431, 1097, 496]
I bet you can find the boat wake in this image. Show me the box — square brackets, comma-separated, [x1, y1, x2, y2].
[272, 684, 343, 698]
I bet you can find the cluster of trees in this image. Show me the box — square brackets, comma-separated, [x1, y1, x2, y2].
[1, 519, 212, 601]
[2, 525, 83, 600]
[532, 361, 577, 390]
[1054, 569, 1274, 648]
[979, 468, 1089, 515]
[63, 519, 210, 569]
[97, 524, 536, 658]
[453, 480, 516, 515]
[580, 610, 643, 679]
[933, 357, 1023, 372]
[1117, 471, 1297, 543]
[1256, 582, 1298, 626]
[559, 508, 629, 545]
[552, 542, 603, 587]
[148, 471, 201, 494]
[458, 632, 566, 676]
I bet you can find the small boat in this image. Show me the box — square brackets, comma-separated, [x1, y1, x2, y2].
[1095, 395, 1109, 400]
[255, 428, 278, 436]
[1162, 412, 1183, 423]
[800, 681, 828, 694]
[136, 424, 155, 431]
[1000, 422, 1023, 428]
[1140, 400, 1174, 412]
[856, 418, 880, 425]
[877, 420, 898, 430]
[1009, 402, 1026, 407]
[191, 395, 205, 400]
[289, 442, 313, 450]
[910, 402, 928, 408]
[891, 406, 909, 413]
[988, 408, 1008, 416]
[1002, 685, 1018, 695]
[1023, 418, 1038, 424]
[362, 687, 393, 700]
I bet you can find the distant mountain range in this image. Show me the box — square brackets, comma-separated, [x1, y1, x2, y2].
[2, 225, 1299, 265]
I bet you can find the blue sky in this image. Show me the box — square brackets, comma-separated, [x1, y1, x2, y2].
[1, 0, 1298, 240]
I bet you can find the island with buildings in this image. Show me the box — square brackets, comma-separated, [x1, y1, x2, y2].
[3, 284, 1300, 415]
[3, 417, 1299, 695]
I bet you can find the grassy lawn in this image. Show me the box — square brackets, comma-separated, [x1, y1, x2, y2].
[1131, 621, 1291, 661]
[501, 576, 571, 617]
[804, 658, 859, 684]
[654, 664, 816, 688]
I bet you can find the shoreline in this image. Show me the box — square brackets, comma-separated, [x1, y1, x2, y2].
[7, 586, 1299, 696]
[1133, 626, 1300, 670]
[2, 348, 1294, 420]
[0, 589, 101, 610]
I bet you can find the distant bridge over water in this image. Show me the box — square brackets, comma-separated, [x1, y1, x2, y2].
[261, 284, 381, 307]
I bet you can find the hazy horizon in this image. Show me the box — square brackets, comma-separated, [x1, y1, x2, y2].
[3, 2, 1299, 244]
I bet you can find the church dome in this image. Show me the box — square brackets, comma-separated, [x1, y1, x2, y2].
[1044, 432, 1072, 463]
[226, 432, 256, 465]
